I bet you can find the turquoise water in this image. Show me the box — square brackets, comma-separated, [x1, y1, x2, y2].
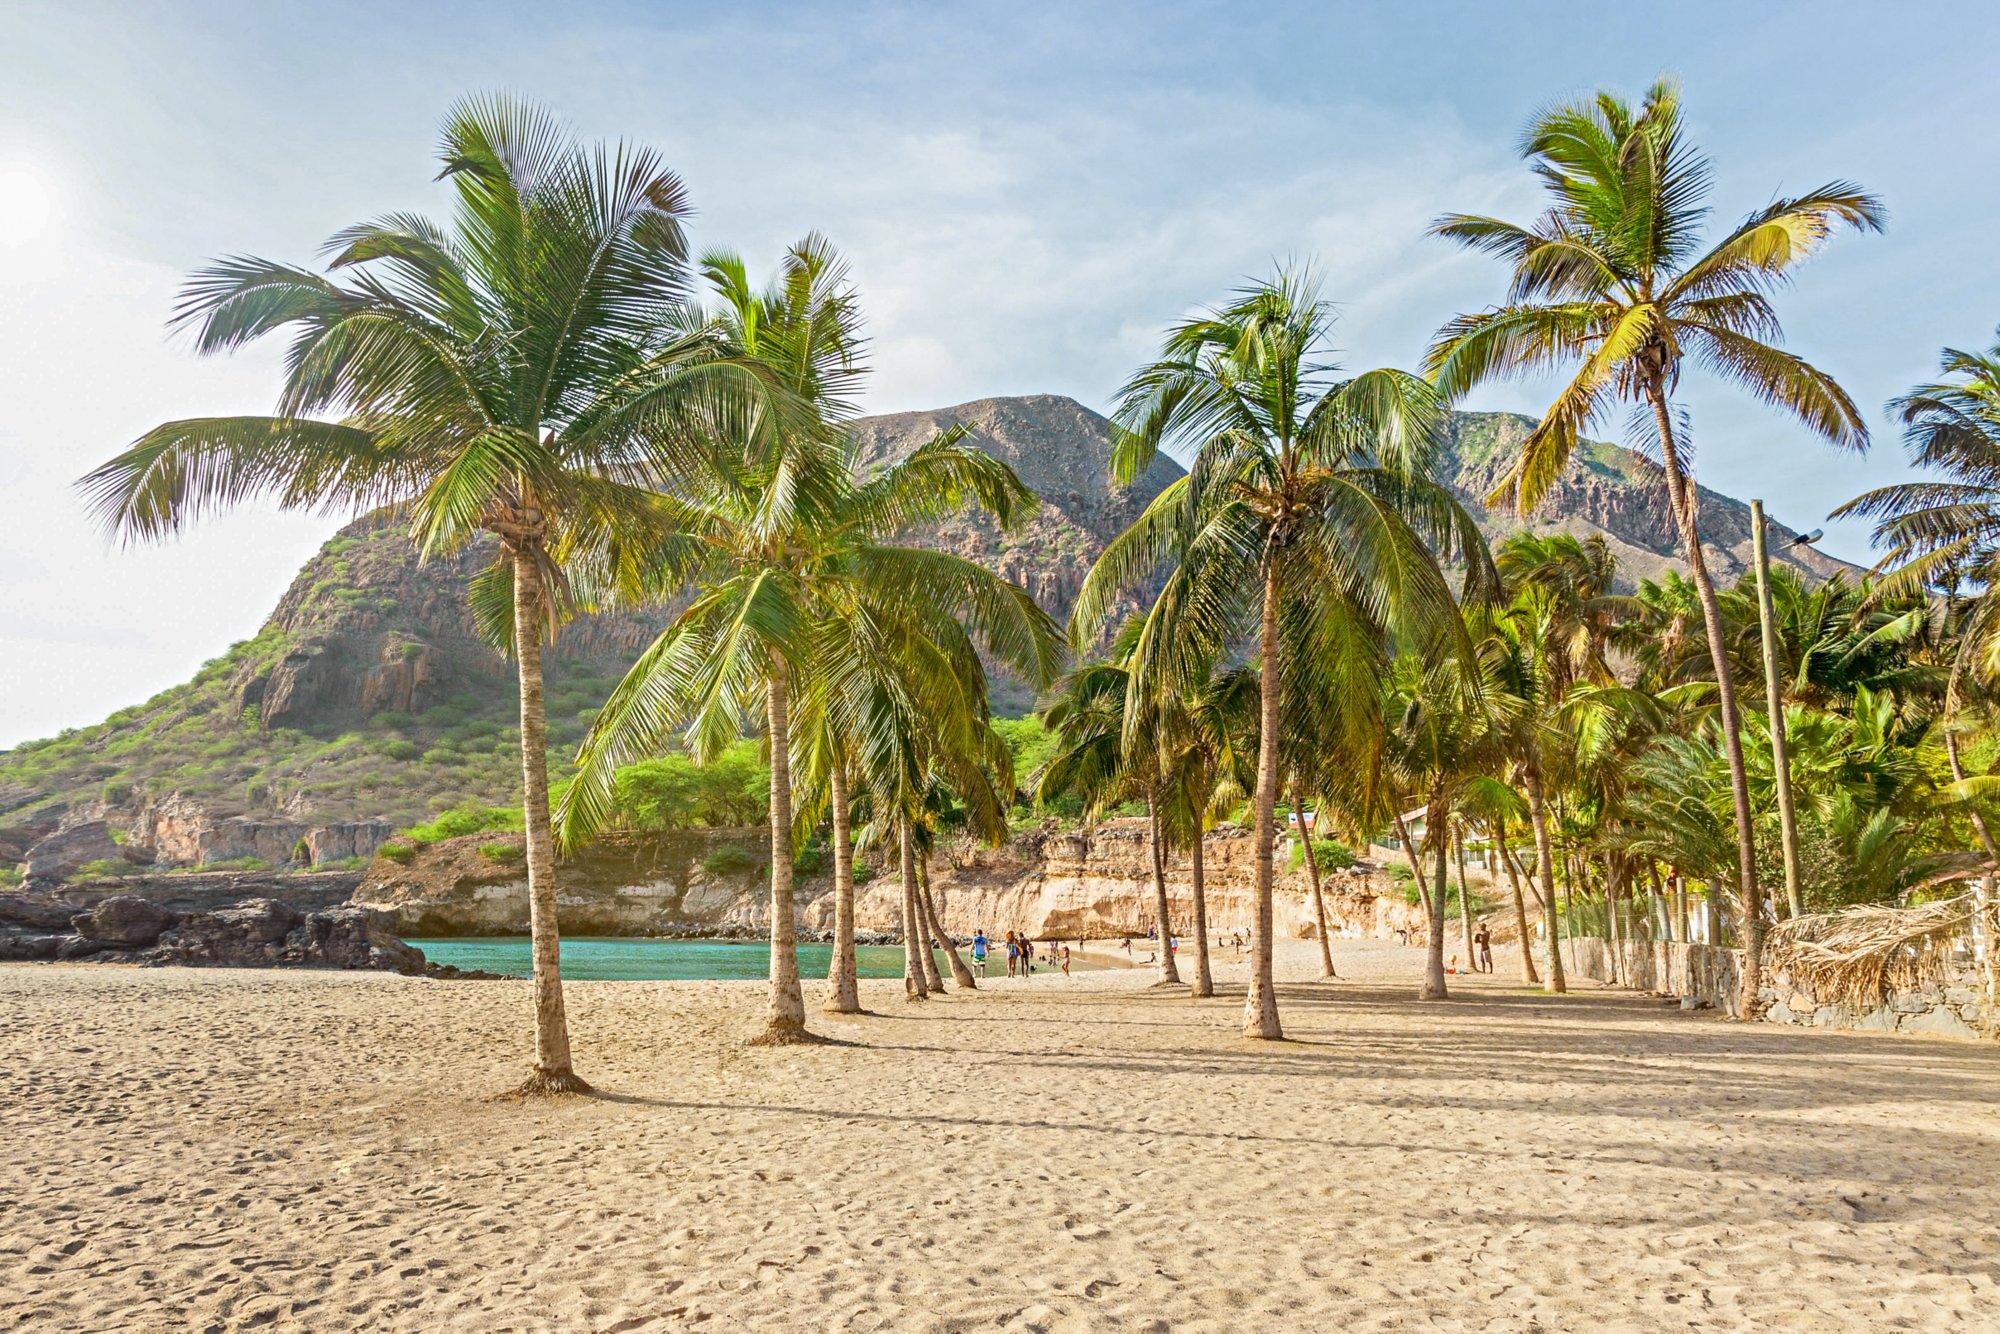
[408, 936, 912, 981]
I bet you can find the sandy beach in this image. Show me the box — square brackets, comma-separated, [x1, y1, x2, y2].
[5, 940, 1999, 1332]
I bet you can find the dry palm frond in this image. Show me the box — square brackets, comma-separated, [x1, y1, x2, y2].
[1765, 896, 1975, 1009]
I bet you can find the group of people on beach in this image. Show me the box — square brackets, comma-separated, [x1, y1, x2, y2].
[968, 929, 1071, 979]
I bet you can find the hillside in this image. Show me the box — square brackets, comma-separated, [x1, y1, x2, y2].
[1, 394, 1850, 870]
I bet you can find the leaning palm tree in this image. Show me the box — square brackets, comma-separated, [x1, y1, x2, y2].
[75, 97, 775, 1094]
[1079, 267, 1492, 1037]
[557, 240, 1061, 1042]
[1426, 77, 1882, 1014]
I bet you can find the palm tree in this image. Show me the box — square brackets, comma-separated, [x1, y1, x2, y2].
[1035, 648, 1184, 984]
[1157, 664, 1259, 996]
[75, 97, 776, 1094]
[1079, 268, 1492, 1037]
[557, 240, 1061, 1043]
[1426, 77, 1882, 1014]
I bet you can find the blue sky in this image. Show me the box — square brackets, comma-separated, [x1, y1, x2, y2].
[3, 0, 1997, 744]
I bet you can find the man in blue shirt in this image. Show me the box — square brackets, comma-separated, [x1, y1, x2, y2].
[971, 929, 989, 978]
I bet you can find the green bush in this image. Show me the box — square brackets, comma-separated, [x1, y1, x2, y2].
[399, 803, 522, 845]
[478, 841, 525, 863]
[0, 867, 22, 888]
[369, 711, 414, 731]
[793, 839, 825, 874]
[377, 739, 422, 761]
[316, 854, 369, 872]
[1289, 838, 1356, 872]
[610, 743, 770, 830]
[377, 842, 418, 865]
[72, 858, 135, 880]
[101, 780, 135, 805]
[702, 845, 758, 876]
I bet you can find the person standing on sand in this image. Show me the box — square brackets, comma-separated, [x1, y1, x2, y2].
[1475, 924, 1492, 973]
[1060, 945, 1072, 977]
[972, 929, 989, 978]
[1005, 933, 1020, 977]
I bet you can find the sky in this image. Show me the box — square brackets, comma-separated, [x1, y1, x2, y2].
[2, 0, 1997, 747]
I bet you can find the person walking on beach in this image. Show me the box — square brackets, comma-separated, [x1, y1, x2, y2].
[1005, 932, 1020, 978]
[972, 929, 989, 978]
[1060, 945, 1072, 977]
[1474, 924, 1492, 974]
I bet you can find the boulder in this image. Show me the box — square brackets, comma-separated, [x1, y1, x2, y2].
[147, 899, 424, 973]
[1898, 1005, 1979, 1041]
[70, 896, 178, 948]
[0, 890, 87, 932]
[0, 934, 59, 961]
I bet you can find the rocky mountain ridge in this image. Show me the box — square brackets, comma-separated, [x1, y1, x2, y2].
[3, 394, 1851, 875]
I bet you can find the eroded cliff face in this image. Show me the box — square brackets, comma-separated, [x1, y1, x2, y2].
[352, 819, 1429, 943]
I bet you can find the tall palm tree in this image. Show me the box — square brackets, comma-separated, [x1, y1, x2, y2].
[75, 97, 775, 1094]
[1079, 268, 1492, 1037]
[557, 241, 1060, 1043]
[1426, 77, 1882, 1013]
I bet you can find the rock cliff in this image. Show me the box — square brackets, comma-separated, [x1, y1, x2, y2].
[351, 819, 1430, 945]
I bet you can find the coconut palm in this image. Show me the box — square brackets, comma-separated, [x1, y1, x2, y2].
[557, 240, 1061, 1043]
[1426, 77, 1882, 1012]
[74, 97, 780, 1094]
[1035, 647, 1185, 984]
[1079, 267, 1493, 1037]
[1157, 663, 1260, 996]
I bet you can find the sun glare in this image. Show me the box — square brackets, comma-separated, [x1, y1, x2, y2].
[0, 166, 56, 246]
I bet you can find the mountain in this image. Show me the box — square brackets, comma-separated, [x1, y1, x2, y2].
[0, 394, 1853, 866]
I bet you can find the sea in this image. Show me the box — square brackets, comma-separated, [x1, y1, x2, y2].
[408, 936, 912, 981]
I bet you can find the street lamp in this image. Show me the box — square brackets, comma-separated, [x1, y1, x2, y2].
[1751, 501, 1818, 920]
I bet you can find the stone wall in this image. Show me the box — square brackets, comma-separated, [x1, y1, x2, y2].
[1559, 936, 1993, 1040]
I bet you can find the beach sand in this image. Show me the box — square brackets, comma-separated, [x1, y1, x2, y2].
[5, 939, 1998, 1331]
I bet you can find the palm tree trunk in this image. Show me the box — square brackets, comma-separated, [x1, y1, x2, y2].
[1146, 794, 1182, 984]
[1524, 766, 1566, 994]
[918, 853, 973, 989]
[1188, 813, 1214, 998]
[1294, 793, 1336, 980]
[1244, 558, 1283, 1037]
[509, 546, 586, 1094]
[916, 856, 948, 992]
[1942, 722, 1998, 1015]
[1648, 385, 1765, 1017]
[1453, 822, 1476, 970]
[899, 815, 927, 1001]
[1420, 804, 1450, 1000]
[1495, 822, 1539, 983]
[751, 664, 814, 1045]
[822, 756, 860, 1014]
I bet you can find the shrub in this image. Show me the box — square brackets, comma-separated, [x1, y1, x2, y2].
[316, 855, 369, 872]
[399, 803, 522, 844]
[369, 711, 414, 732]
[377, 739, 422, 761]
[107, 828, 128, 845]
[72, 858, 135, 880]
[0, 867, 21, 888]
[377, 842, 418, 865]
[702, 845, 758, 876]
[610, 743, 770, 831]
[1289, 838, 1356, 872]
[478, 841, 525, 863]
[793, 839, 825, 874]
[101, 780, 135, 806]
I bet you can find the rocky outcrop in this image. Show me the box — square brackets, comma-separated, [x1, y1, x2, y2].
[355, 829, 784, 936]
[0, 882, 426, 973]
[17, 820, 150, 883]
[140, 794, 390, 869]
[355, 819, 1429, 944]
